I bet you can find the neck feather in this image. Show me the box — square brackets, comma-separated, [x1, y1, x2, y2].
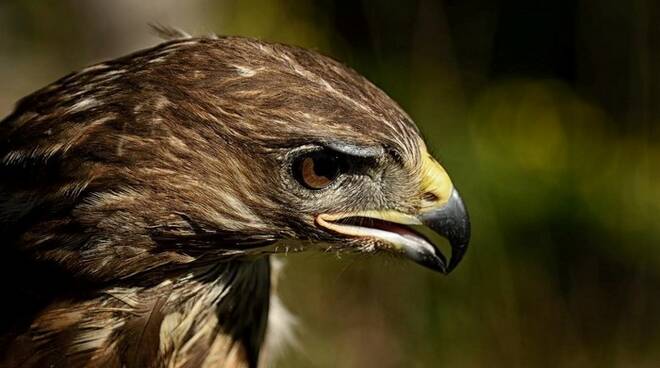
[2, 258, 272, 368]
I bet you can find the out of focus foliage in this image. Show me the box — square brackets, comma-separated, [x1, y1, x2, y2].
[1, 1, 658, 367]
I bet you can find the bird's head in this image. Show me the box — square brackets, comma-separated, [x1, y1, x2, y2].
[2, 36, 469, 279]
[150, 37, 471, 274]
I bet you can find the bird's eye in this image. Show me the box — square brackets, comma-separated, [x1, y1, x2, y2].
[294, 150, 344, 190]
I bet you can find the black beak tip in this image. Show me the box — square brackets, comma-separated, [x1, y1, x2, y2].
[446, 214, 471, 273]
[447, 237, 469, 273]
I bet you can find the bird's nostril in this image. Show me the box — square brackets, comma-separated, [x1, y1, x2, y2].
[422, 192, 439, 202]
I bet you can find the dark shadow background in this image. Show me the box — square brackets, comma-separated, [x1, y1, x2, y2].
[1, 1, 659, 367]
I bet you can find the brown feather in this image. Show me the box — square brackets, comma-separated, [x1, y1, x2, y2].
[123, 295, 168, 367]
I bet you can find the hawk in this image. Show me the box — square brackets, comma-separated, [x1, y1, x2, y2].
[0, 33, 469, 367]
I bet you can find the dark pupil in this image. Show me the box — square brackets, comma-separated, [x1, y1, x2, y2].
[295, 150, 344, 189]
[311, 152, 339, 180]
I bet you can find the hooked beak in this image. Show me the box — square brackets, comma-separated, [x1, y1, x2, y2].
[316, 154, 470, 274]
[414, 189, 470, 273]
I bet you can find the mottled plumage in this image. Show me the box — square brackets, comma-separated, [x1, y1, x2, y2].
[0, 32, 469, 367]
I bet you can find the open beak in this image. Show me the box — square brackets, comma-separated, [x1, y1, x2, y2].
[316, 154, 470, 274]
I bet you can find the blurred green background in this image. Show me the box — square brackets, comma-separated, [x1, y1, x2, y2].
[1, 1, 659, 367]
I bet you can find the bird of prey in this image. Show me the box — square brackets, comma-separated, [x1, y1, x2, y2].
[0, 32, 469, 368]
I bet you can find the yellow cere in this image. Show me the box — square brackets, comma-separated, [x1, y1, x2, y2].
[419, 153, 454, 210]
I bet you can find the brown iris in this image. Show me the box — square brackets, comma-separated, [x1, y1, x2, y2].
[295, 150, 343, 189]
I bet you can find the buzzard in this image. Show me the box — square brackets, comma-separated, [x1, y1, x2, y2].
[0, 32, 469, 367]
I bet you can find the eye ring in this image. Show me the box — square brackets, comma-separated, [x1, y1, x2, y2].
[293, 150, 344, 190]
